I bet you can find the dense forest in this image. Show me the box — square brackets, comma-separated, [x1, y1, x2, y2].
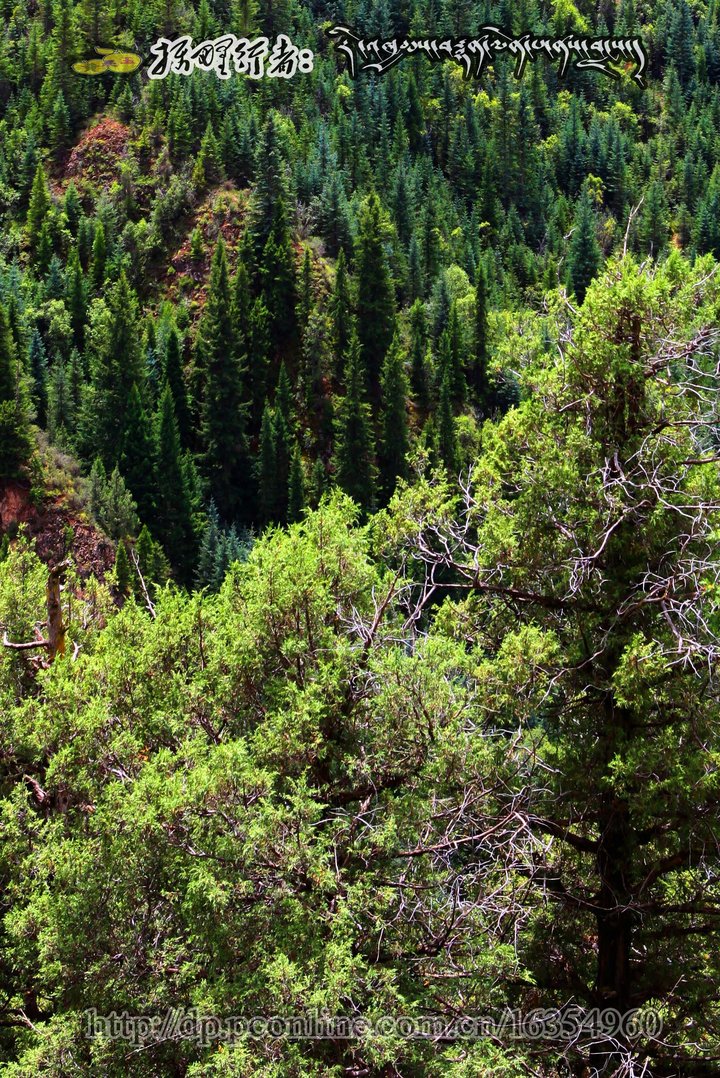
[1, 0, 720, 1074]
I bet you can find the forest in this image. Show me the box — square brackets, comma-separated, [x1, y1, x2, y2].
[1, 0, 720, 1074]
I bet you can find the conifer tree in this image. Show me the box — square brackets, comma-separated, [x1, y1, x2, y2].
[153, 384, 195, 581]
[379, 332, 410, 503]
[436, 367, 459, 476]
[354, 191, 396, 385]
[231, 260, 252, 361]
[163, 328, 190, 445]
[0, 305, 32, 478]
[287, 443, 305, 523]
[65, 248, 86, 350]
[195, 239, 251, 521]
[334, 328, 376, 511]
[298, 247, 313, 329]
[114, 539, 132, 597]
[409, 299, 429, 410]
[331, 249, 352, 376]
[257, 400, 278, 524]
[89, 220, 106, 294]
[568, 190, 601, 304]
[260, 198, 297, 343]
[27, 163, 51, 257]
[28, 329, 48, 428]
[471, 262, 490, 407]
[85, 271, 144, 466]
[120, 383, 156, 525]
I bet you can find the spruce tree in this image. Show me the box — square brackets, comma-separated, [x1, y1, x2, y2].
[331, 249, 352, 376]
[154, 384, 195, 582]
[354, 191, 396, 386]
[89, 220, 106, 294]
[0, 304, 32, 478]
[260, 198, 297, 344]
[28, 328, 48, 428]
[257, 400, 279, 524]
[163, 328, 190, 445]
[65, 247, 86, 349]
[471, 262, 490, 407]
[568, 190, 601, 304]
[27, 163, 50, 255]
[195, 239, 251, 521]
[436, 367, 459, 477]
[287, 443, 305, 523]
[379, 332, 410, 504]
[114, 539, 132, 597]
[119, 383, 156, 525]
[408, 299, 429, 411]
[334, 327, 376, 511]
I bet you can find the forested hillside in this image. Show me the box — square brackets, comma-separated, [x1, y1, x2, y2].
[2, 0, 720, 1074]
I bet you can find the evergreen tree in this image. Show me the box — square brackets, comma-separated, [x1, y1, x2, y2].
[65, 248, 86, 350]
[260, 198, 297, 343]
[379, 333, 410, 503]
[0, 305, 32, 478]
[334, 328, 376, 511]
[26, 163, 51, 257]
[28, 329, 48, 428]
[408, 299, 428, 410]
[436, 368, 458, 476]
[257, 400, 279, 524]
[154, 384, 195, 581]
[195, 240, 251, 521]
[354, 191, 396, 386]
[163, 328, 190, 444]
[331, 249, 352, 375]
[471, 262, 490, 407]
[89, 220, 106, 294]
[114, 539, 132, 597]
[119, 383, 156, 525]
[568, 190, 601, 304]
[287, 443, 305, 522]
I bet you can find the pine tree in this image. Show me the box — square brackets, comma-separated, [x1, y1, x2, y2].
[260, 197, 297, 343]
[119, 383, 156, 525]
[298, 247, 313, 329]
[287, 443, 305, 523]
[195, 239, 251, 521]
[436, 368, 459, 477]
[231, 260, 252, 362]
[248, 296, 270, 430]
[192, 121, 224, 190]
[134, 523, 170, 597]
[251, 110, 289, 254]
[163, 328, 190, 444]
[28, 329, 48, 428]
[27, 163, 51, 257]
[114, 539, 132, 597]
[89, 220, 106, 294]
[331, 249, 352, 376]
[257, 400, 279, 524]
[65, 247, 86, 349]
[471, 262, 490, 407]
[154, 384, 195, 581]
[354, 191, 396, 386]
[409, 299, 429, 410]
[84, 271, 144, 466]
[379, 332, 410, 503]
[0, 305, 32, 478]
[568, 190, 601, 304]
[334, 328, 376, 511]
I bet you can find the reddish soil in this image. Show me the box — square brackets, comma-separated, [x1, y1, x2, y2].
[63, 118, 132, 189]
[0, 480, 115, 580]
